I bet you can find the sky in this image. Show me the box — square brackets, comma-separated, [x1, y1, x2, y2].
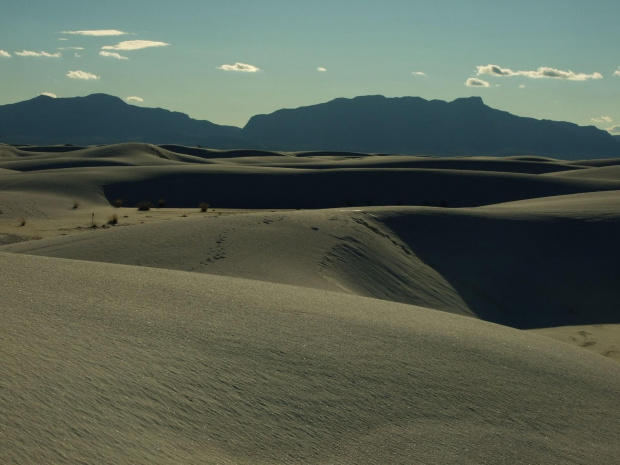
[1, 0, 619, 133]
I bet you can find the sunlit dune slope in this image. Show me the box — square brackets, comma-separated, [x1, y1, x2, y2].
[1, 252, 619, 464]
[4, 190, 619, 329]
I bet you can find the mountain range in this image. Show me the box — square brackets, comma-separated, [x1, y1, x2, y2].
[1, 93, 618, 158]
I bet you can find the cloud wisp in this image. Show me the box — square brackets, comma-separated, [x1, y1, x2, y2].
[317, 67, 327, 72]
[66, 70, 100, 80]
[100, 51, 128, 60]
[465, 77, 490, 87]
[614, 68, 620, 77]
[15, 50, 61, 58]
[63, 30, 128, 36]
[41, 92, 57, 98]
[102, 40, 169, 51]
[411, 71, 426, 76]
[591, 116, 613, 123]
[606, 125, 620, 135]
[476, 64, 602, 81]
[217, 62, 260, 72]
[0, 50, 10, 57]
[126, 96, 144, 102]
[58, 47, 84, 50]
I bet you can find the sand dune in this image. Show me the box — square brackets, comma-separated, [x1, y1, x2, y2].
[5, 190, 619, 329]
[2, 143, 620, 463]
[2, 252, 619, 464]
[3, 144, 620, 211]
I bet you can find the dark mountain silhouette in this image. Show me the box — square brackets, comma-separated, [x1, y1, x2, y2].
[1, 93, 618, 158]
[0, 94, 243, 147]
[243, 95, 620, 158]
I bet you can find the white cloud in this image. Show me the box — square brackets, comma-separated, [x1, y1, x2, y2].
[521, 67, 602, 81]
[75, 53, 82, 58]
[0, 50, 10, 57]
[465, 77, 490, 87]
[411, 71, 426, 76]
[15, 50, 61, 58]
[614, 68, 620, 77]
[519, 84, 526, 88]
[317, 67, 327, 72]
[63, 30, 128, 36]
[476, 64, 518, 76]
[58, 38, 68, 41]
[66, 70, 100, 80]
[606, 125, 620, 135]
[100, 50, 128, 60]
[41, 92, 57, 98]
[591, 116, 613, 123]
[476, 63, 602, 81]
[217, 62, 260, 72]
[126, 96, 144, 102]
[58, 47, 84, 50]
[102, 40, 169, 51]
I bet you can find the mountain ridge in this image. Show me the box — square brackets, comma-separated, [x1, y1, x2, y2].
[244, 95, 618, 158]
[1, 93, 618, 158]
[0, 93, 242, 147]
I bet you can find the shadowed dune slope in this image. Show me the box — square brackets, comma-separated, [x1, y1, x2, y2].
[2, 144, 620, 209]
[375, 190, 620, 328]
[1, 164, 614, 210]
[1, 252, 619, 464]
[4, 190, 619, 329]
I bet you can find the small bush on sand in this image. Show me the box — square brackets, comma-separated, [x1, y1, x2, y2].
[19, 218, 26, 226]
[137, 201, 152, 211]
[108, 214, 118, 225]
[113, 198, 123, 208]
[72, 200, 79, 209]
[157, 198, 165, 208]
[199, 202, 210, 212]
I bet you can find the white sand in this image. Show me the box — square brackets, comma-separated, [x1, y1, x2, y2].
[2, 144, 620, 463]
[2, 252, 619, 464]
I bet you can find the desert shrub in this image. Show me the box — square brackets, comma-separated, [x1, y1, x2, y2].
[137, 201, 152, 211]
[199, 202, 210, 212]
[72, 200, 79, 209]
[108, 214, 118, 225]
[157, 198, 165, 208]
[113, 198, 123, 208]
[19, 218, 26, 226]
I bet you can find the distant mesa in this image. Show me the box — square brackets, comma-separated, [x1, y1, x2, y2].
[0, 93, 618, 158]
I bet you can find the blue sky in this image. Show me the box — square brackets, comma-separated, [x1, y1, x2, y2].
[1, 0, 619, 133]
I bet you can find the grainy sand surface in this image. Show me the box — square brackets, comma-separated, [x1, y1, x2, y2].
[1, 143, 619, 463]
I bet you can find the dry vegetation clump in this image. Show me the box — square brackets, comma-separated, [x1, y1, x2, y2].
[19, 218, 26, 226]
[72, 200, 79, 209]
[113, 198, 123, 208]
[199, 202, 210, 212]
[108, 214, 118, 225]
[137, 201, 152, 211]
